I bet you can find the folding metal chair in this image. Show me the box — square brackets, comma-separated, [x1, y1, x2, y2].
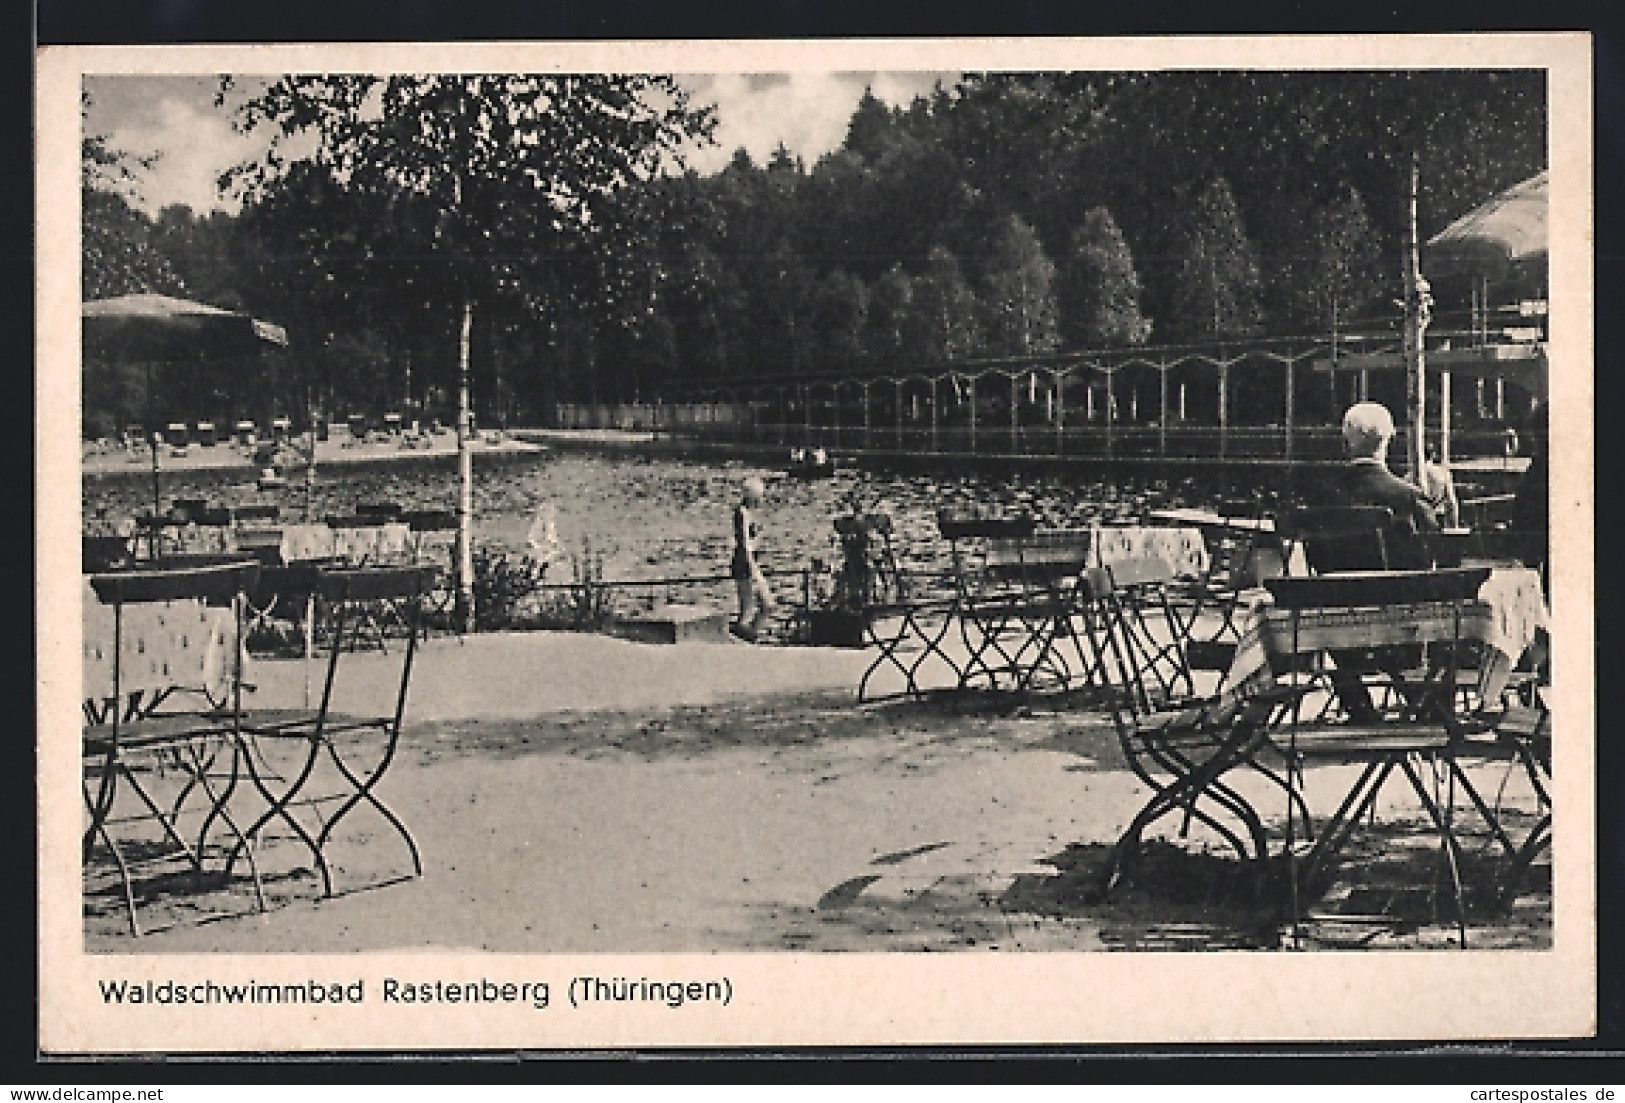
[232, 565, 431, 897]
[1260, 567, 1531, 946]
[1181, 499, 1287, 675]
[82, 561, 266, 935]
[939, 516, 1093, 696]
[403, 510, 461, 641]
[1088, 557, 1302, 895]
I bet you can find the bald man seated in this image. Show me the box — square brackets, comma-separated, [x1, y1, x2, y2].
[1336, 401, 1440, 536]
[1324, 402, 1442, 722]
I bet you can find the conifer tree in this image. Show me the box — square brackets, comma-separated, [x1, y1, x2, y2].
[979, 213, 1061, 357]
[1170, 177, 1264, 342]
[1057, 206, 1152, 347]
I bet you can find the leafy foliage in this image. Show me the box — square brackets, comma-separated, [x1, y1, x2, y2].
[80, 69, 1546, 433]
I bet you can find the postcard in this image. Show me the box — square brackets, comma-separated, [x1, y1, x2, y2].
[38, 33, 1595, 1052]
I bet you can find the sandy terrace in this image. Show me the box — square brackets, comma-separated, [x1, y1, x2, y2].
[83, 632, 1552, 953]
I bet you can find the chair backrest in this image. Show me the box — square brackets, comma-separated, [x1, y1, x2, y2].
[249, 562, 325, 603]
[404, 509, 458, 533]
[1280, 505, 1400, 573]
[936, 514, 1036, 541]
[982, 528, 1092, 591]
[1086, 556, 1195, 717]
[82, 534, 132, 572]
[317, 564, 434, 603]
[232, 503, 281, 525]
[1105, 554, 1177, 590]
[833, 513, 907, 607]
[1262, 567, 1489, 611]
[938, 514, 1037, 598]
[1259, 567, 1490, 730]
[89, 561, 260, 605]
[1201, 499, 1283, 587]
[326, 513, 396, 529]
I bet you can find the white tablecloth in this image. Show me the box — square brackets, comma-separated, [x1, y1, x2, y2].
[83, 582, 243, 709]
[1091, 525, 1210, 579]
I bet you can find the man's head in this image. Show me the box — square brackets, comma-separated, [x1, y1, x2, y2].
[1341, 401, 1396, 461]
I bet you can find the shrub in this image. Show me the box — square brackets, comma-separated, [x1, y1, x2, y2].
[472, 549, 549, 632]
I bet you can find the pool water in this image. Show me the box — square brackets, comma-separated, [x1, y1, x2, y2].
[83, 449, 1265, 635]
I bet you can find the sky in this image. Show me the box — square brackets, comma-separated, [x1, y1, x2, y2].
[82, 70, 953, 216]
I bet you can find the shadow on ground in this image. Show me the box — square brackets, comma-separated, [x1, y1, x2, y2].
[411, 689, 1123, 768]
[721, 813, 1553, 953]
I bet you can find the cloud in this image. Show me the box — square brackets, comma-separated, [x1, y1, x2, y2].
[83, 69, 961, 212]
[677, 70, 951, 174]
[90, 77, 265, 215]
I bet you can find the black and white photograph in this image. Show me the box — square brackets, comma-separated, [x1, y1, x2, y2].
[37, 35, 1594, 1050]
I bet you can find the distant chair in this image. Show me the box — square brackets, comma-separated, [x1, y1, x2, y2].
[355, 501, 404, 521]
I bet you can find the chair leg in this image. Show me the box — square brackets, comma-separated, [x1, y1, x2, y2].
[119, 763, 204, 873]
[83, 772, 142, 937]
[1300, 760, 1393, 889]
[1498, 813, 1550, 911]
[1399, 757, 1469, 947]
[316, 730, 424, 886]
[231, 733, 333, 895]
[1448, 761, 1521, 857]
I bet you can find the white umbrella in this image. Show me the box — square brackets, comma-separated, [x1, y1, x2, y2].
[1427, 171, 1548, 284]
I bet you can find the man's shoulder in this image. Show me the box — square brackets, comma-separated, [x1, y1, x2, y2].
[1347, 460, 1420, 495]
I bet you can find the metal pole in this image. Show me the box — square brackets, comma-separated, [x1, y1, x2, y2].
[968, 376, 977, 454]
[1104, 368, 1115, 459]
[894, 380, 903, 452]
[930, 379, 939, 453]
[1056, 371, 1066, 457]
[1158, 361, 1168, 458]
[1284, 355, 1296, 463]
[304, 425, 317, 522]
[1010, 373, 1019, 453]
[147, 362, 160, 527]
[1441, 370, 1452, 466]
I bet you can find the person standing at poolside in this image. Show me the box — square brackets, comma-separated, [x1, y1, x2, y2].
[731, 476, 774, 641]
